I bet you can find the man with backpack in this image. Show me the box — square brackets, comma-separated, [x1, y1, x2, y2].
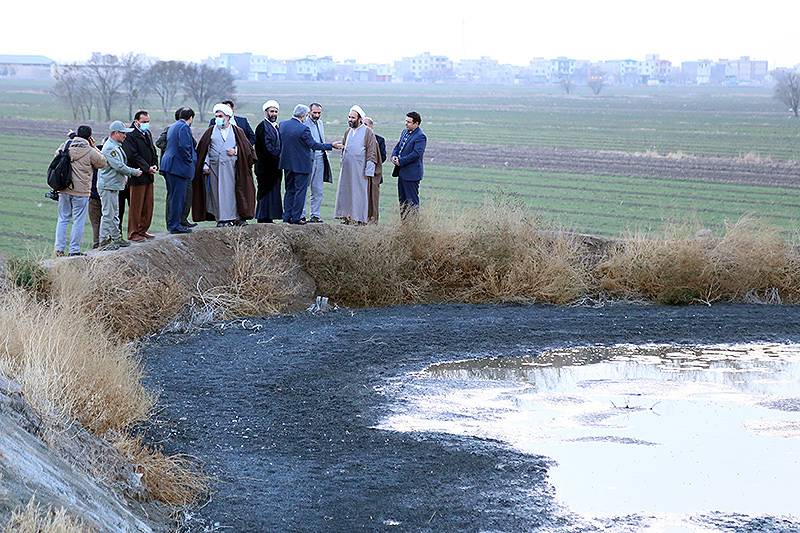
[52, 125, 106, 257]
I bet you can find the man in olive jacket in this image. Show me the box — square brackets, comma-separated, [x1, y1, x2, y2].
[122, 110, 158, 242]
[98, 121, 142, 250]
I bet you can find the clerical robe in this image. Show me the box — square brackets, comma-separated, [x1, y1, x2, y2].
[192, 124, 256, 222]
[334, 124, 378, 224]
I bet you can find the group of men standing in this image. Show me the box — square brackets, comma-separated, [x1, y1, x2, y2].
[53, 99, 427, 256]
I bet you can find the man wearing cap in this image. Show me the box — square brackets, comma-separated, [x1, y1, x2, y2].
[98, 121, 143, 250]
[334, 105, 379, 225]
[254, 100, 283, 223]
[193, 103, 256, 227]
[302, 102, 332, 223]
[278, 104, 343, 225]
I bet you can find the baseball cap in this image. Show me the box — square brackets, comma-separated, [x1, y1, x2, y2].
[109, 120, 134, 133]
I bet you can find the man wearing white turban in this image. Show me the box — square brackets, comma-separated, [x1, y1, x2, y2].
[254, 100, 283, 222]
[192, 103, 257, 226]
[334, 105, 379, 225]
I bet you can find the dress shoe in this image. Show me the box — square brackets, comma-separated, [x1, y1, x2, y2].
[309, 216, 323, 223]
[292, 219, 307, 225]
[114, 238, 131, 247]
[68, 252, 86, 257]
[183, 222, 198, 228]
[169, 227, 192, 234]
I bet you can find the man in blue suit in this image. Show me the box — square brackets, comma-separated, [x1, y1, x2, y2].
[390, 111, 427, 218]
[279, 104, 343, 224]
[208, 99, 256, 147]
[161, 107, 197, 233]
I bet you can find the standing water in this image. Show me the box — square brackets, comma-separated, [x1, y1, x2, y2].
[378, 343, 800, 529]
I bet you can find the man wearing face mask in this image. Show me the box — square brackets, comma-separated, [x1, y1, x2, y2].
[122, 110, 159, 242]
[193, 103, 256, 227]
[254, 100, 283, 223]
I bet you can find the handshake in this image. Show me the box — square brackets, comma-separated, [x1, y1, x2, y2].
[332, 141, 344, 150]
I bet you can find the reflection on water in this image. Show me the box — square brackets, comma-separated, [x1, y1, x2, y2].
[378, 343, 800, 527]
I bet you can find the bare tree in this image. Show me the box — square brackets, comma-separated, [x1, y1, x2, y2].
[773, 69, 800, 117]
[146, 60, 187, 114]
[84, 53, 125, 121]
[560, 75, 573, 95]
[120, 53, 148, 119]
[52, 64, 85, 120]
[183, 63, 236, 121]
[52, 64, 95, 120]
[588, 70, 606, 95]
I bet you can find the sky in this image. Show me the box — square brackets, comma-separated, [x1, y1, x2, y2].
[4, 0, 798, 67]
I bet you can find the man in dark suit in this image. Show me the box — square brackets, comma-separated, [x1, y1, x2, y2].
[161, 107, 197, 233]
[278, 104, 342, 224]
[156, 107, 198, 229]
[391, 111, 427, 218]
[254, 100, 283, 223]
[122, 110, 159, 242]
[209, 99, 256, 147]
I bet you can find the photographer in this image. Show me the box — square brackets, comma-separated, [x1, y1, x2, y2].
[52, 125, 106, 257]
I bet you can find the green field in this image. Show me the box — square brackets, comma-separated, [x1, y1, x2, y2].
[0, 79, 798, 257]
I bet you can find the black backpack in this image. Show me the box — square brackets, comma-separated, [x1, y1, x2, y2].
[47, 140, 73, 191]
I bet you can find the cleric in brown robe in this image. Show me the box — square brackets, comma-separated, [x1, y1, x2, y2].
[192, 103, 257, 225]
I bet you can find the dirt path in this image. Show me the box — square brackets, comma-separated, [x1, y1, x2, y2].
[6, 119, 799, 188]
[142, 303, 800, 532]
[425, 142, 800, 188]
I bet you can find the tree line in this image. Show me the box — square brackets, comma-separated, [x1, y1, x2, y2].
[52, 53, 235, 122]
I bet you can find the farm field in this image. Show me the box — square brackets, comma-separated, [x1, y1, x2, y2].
[0, 79, 797, 257]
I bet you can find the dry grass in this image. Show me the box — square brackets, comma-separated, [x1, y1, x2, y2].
[3, 498, 88, 533]
[112, 435, 208, 507]
[47, 258, 189, 341]
[0, 288, 153, 434]
[196, 232, 301, 319]
[290, 200, 593, 306]
[597, 217, 800, 304]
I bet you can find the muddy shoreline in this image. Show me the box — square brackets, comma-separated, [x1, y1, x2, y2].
[142, 303, 800, 532]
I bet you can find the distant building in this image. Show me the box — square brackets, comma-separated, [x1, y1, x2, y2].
[395, 52, 453, 82]
[0, 55, 55, 79]
[681, 60, 712, 84]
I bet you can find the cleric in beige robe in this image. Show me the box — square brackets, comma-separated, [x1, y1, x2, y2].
[334, 105, 378, 225]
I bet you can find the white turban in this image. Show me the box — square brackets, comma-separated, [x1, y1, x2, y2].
[263, 100, 279, 112]
[212, 103, 234, 117]
[350, 105, 366, 119]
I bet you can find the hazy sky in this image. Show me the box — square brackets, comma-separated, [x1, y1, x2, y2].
[5, 0, 798, 67]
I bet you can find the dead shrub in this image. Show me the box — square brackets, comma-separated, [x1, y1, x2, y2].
[197, 232, 302, 319]
[112, 435, 208, 507]
[3, 497, 88, 533]
[0, 288, 154, 434]
[597, 216, 800, 304]
[48, 259, 189, 340]
[289, 200, 592, 306]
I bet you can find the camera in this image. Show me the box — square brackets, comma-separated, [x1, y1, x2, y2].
[45, 189, 59, 201]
